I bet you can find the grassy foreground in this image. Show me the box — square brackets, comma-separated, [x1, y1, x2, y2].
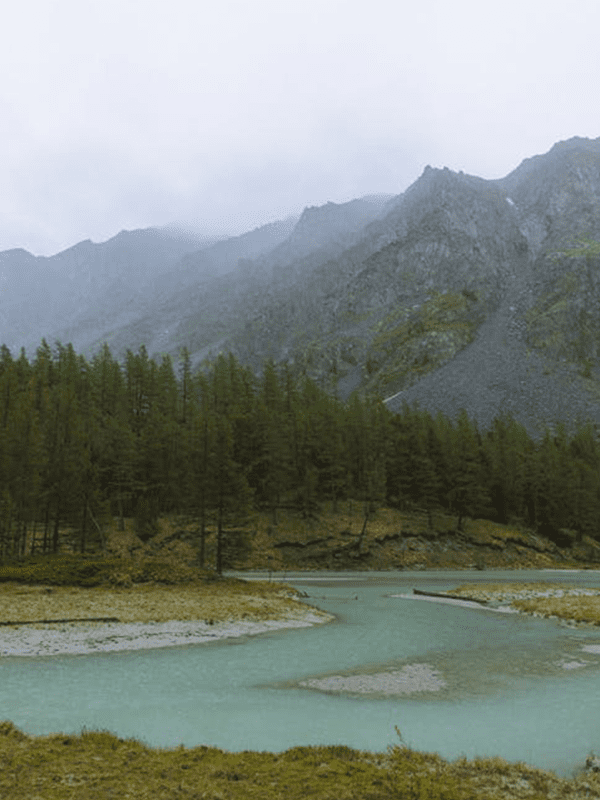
[2, 721, 600, 800]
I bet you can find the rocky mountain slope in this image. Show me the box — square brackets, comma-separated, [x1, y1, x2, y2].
[387, 137, 600, 434]
[2, 137, 600, 437]
[228, 136, 600, 436]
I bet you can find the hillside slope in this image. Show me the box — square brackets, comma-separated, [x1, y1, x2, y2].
[2, 138, 600, 436]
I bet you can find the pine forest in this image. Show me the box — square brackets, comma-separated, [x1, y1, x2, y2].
[0, 338, 599, 571]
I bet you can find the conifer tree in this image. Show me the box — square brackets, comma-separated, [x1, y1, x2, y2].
[252, 360, 294, 522]
[445, 410, 489, 531]
[484, 415, 528, 524]
[7, 376, 46, 554]
[346, 393, 389, 547]
[211, 413, 254, 573]
[178, 346, 192, 425]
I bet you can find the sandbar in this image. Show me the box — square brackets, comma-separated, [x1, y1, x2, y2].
[0, 611, 331, 658]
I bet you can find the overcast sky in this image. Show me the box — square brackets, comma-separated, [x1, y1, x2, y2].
[1, 0, 598, 255]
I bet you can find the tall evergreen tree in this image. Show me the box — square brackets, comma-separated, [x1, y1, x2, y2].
[444, 410, 489, 531]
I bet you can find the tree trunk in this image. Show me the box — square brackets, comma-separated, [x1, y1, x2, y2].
[19, 520, 27, 558]
[216, 503, 224, 575]
[42, 501, 51, 554]
[88, 503, 106, 552]
[198, 503, 206, 568]
[80, 500, 88, 554]
[52, 506, 61, 554]
[356, 507, 369, 553]
[117, 489, 125, 532]
[30, 519, 37, 556]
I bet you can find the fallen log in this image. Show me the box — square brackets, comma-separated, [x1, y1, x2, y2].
[274, 537, 333, 549]
[0, 617, 120, 626]
[412, 588, 488, 605]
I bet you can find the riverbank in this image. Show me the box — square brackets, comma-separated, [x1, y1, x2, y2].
[447, 582, 600, 625]
[2, 720, 600, 800]
[236, 507, 600, 571]
[0, 580, 333, 657]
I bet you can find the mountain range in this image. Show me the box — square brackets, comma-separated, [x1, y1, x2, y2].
[2, 135, 600, 437]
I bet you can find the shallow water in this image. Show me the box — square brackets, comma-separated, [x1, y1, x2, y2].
[2, 569, 600, 776]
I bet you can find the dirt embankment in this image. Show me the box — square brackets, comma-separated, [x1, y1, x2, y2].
[14, 506, 600, 575]
[238, 507, 600, 572]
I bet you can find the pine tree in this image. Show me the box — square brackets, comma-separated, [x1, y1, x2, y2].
[569, 423, 600, 539]
[178, 346, 192, 425]
[484, 415, 528, 525]
[125, 345, 154, 434]
[211, 414, 254, 574]
[252, 360, 294, 522]
[345, 393, 389, 547]
[445, 410, 489, 531]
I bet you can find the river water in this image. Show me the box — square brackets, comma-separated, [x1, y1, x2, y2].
[2, 569, 600, 776]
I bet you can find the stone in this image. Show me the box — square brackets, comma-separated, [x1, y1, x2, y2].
[585, 755, 600, 772]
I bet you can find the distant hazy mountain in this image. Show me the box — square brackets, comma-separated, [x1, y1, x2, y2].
[0, 227, 221, 356]
[3, 137, 600, 436]
[71, 195, 390, 364]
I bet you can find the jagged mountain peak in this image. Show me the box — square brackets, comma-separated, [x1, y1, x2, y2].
[501, 136, 600, 194]
[289, 196, 391, 245]
[3, 137, 600, 438]
[495, 136, 600, 257]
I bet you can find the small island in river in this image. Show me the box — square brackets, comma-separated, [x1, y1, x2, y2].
[3, 516, 600, 799]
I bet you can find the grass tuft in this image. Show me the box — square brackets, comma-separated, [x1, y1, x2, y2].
[1, 723, 600, 799]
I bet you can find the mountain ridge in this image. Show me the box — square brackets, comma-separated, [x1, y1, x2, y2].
[2, 136, 600, 436]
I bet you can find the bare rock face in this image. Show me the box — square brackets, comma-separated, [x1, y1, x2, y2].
[380, 138, 600, 436]
[3, 137, 600, 437]
[227, 136, 600, 438]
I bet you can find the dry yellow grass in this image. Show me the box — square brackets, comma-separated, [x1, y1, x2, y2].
[512, 595, 600, 624]
[448, 583, 600, 625]
[450, 582, 562, 597]
[1, 721, 599, 800]
[0, 580, 327, 627]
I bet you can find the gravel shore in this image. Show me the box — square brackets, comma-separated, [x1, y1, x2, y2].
[445, 583, 600, 625]
[299, 663, 447, 697]
[0, 610, 331, 658]
[0, 581, 334, 657]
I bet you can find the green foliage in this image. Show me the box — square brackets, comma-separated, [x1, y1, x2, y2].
[1, 337, 600, 563]
[365, 292, 479, 395]
[385, 746, 469, 799]
[552, 236, 600, 261]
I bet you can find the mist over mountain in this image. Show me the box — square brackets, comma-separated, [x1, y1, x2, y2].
[0, 227, 221, 356]
[2, 136, 600, 436]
